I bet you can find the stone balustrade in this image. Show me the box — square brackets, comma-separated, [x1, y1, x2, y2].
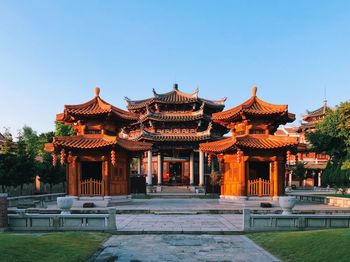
[8, 208, 117, 231]
[290, 194, 350, 208]
[8, 193, 66, 208]
[0, 194, 8, 230]
[243, 208, 350, 231]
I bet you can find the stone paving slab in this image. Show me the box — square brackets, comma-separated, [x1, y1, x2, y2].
[116, 214, 243, 233]
[94, 234, 280, 262]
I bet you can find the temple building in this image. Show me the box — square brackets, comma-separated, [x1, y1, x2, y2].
[45, 88, 152, 196]
[276, 100, 331, 187]
[122, 84, 227, 187]
[200, 86, 298, 199]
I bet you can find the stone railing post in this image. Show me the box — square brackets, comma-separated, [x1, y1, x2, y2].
[107, 207, 117, 230]
[243, 208, 251, 231]
[0, 194, 8, 231]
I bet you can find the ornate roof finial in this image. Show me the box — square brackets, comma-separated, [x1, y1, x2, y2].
[94, 87, 101, 97]
[252, 86, 257, 97]
[173, 83, 178, 90]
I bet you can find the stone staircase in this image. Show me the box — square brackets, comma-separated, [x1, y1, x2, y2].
[148, 186, 205, 198]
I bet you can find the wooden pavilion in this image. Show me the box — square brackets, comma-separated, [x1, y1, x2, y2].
[199, 87, 298, 199]
[123, 83, 227, 186]
[45, 88, 152, 196]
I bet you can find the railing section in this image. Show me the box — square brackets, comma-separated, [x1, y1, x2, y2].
[80, 178, 103, 196]
[248, 178, 271, 196]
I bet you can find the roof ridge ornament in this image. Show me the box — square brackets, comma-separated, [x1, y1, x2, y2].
[252, 86, 257, 97]
[173, 83, 179, 90]
[95, 87, 101, 97]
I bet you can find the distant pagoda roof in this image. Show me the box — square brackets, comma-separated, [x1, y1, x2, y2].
[125, 84, 226, 110]
[212, 86, 295, 125]
[57, 87, 138, 123]
[45, 134, 152, 152]
[302, 100, 329, 122]
[200, 134, 298, 154]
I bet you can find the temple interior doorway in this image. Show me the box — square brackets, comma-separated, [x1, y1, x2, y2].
[169, 162, 182, 185]
[249, 162, 269, 180]
[81, 161, 103, 181]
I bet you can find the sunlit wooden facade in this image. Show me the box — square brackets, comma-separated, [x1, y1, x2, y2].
[200, 87, 298, 199]
[45, 88, 152, 196]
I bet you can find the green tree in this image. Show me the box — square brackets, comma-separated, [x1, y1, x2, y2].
[12, 131, 36, 195]
[293, 162, 307, 187]
[307, 101, 350, 186]
[55, 122, 75, 137]
[0, 128, 16, 193]
[38, 153, 66, 193]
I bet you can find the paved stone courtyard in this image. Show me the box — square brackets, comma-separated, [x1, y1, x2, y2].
[116, 214, 242, 233]
[94, 235, 279, 262]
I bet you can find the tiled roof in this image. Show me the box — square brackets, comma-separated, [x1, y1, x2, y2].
[129, 123, 217, 142]
[133, 106, 207, 124]
[200, 134, 298, 153]
[212, 86, 295, 124]
[125, 84, 226, 110]
[57, 88, 138, 122]
[50, 134, 152, 151]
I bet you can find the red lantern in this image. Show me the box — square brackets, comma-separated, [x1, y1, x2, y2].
[111, 150, 116, 166]
[60, 149, 66, 165]
[237, 150, 243, 163]
[52, 154, 57, 167]
[208, 154, 212, 166]
[286, 150, 291, 164]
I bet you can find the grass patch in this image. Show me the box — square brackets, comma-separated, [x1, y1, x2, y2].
[0, 232, 109, 262]
[315, 194, 350, 198]
[248, 228, 350, 262]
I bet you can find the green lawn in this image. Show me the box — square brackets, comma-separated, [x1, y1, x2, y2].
[315, 194, 350, 198]
[0, 232, 109, 262]
[248, 228, 350, 262]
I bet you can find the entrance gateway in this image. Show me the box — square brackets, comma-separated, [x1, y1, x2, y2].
[45, 84, 298, 198]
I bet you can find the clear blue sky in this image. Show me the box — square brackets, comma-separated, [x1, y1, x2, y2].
[1, 0, 349, 135]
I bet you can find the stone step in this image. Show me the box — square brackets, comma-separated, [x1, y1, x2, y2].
[153, 211, 199, 215]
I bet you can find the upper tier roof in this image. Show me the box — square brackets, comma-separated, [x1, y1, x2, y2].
[131, 104, 207, 125]
[212, 86, 295, 125]
[45, 134, 152, 152]
[56, 87, 138, 122]
[125, 84, 226, 110]
[200, 134, 298, 153]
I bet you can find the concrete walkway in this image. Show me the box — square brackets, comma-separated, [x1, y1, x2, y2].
[111, 198, 350, 214]
[94, 234, 279, 262]
[116, 214, 243, 233]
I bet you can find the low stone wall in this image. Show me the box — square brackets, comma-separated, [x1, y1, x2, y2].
[291, 194, 350, 208]
[0, 194, 8, 230]
[8, 193, 65, 208]
[8, 208, 117, 231]
[243, 208, 350, 231]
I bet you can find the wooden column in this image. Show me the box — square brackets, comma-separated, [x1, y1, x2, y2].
[138, 154, 142, 175]
[240, 155, 247, 196]
[103, 159, 110, 196]
[273, 161, 278, 198]
[199, 150, 205, 186]
[157, 152, 162, 185]
[147, 150, 153, 185]
[189, 152, 194, 185]
[318, 171, 322, 187]
[269, 162, 274, 196]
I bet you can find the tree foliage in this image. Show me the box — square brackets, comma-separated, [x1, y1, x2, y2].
[0, 124, 72, 195]
[307, 101, 350, 186]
